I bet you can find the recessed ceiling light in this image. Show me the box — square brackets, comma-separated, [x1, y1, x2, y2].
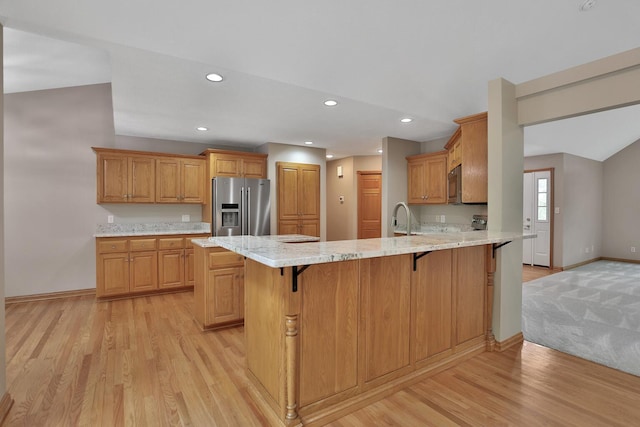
[579, 0, 596, 11]
[377, 149, 383, 154]
[326, 154, 334, 159]
[400, 118, 413, 123]
[304, 141, 313, 145]
[196, 126, 208, 131]
[205, 73, 223, 82]
[324, 100, 338, 107]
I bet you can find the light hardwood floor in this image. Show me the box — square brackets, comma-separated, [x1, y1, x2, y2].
[5, 292, 640, 426]
[523, 265, 560, 283]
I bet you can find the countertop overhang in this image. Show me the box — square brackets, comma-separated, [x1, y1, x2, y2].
[193, 231, 534, 268]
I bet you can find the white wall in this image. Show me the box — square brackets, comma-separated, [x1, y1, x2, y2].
[4, 84, 217, 297]
[0, 23, 7, 398]
[381, 137, 420, 236]
[257, 142, 327, 241]
[602, 139, 640, 260]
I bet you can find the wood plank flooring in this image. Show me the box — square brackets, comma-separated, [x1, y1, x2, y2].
[5, 291, 640, 426]
[523, 265, 560, 283]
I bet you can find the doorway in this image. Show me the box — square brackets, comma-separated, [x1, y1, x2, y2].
[357, 171, 382, 239]
[523, 169, 553, 268]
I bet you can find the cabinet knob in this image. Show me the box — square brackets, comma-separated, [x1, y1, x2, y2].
[111, 245, 116, 249]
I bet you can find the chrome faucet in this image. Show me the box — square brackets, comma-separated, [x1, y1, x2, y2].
[391, 202, 412, 235]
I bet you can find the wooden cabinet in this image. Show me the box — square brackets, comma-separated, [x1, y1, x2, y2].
[200, 149, 269, 223]
[193, 246, 245, 329]
[96, 234, 208, 298]
[96, 152, 155, 203]
[406, 151, 448, 204]
[277, 162, 320, 236]
[156, 158, 206, 203]
[94, 147, 206, 204]
[444, 112, 488, 203]
[96, 237, 158, 297]
[454, 245, 487, 348]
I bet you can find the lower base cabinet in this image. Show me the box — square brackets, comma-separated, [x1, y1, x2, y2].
[96, 233, 208, 298]
[194, 246, 245, 329]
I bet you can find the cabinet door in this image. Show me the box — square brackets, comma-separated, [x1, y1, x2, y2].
[414, 250, 453, 365]
[407, 159, 427, 204]
[97, 252, 129, 296]
[207, 266, 243, 324]
[213, 155, 242, 177]
[424, 155, 447, 204]
[455, 246, 486, 346]
[278, 220, 300, 235]
[129, 156, 155, 203]
[277, 164, 301, 220]
[299, 164, 320, 219]
[185, 248, 196, 286]
[181, 159, 205, 203]
[300, 220, 320, 237]
[158, 249, 185, 289]
[460, 119, 488, 203]
[360, 255, 411, 383]
[130, 251, 158, 293]
[98, 154, 128, 203]
[243, 158, 267, 178]
[156, 158, 181, 202]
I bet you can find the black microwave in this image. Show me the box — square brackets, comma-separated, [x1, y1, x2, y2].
[448, 165, 462, 204]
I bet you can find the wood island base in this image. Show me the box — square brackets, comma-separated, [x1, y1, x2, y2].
[244, 245, 496, 426]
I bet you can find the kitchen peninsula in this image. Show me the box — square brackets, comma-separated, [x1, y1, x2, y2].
[193, 231, 527, 426]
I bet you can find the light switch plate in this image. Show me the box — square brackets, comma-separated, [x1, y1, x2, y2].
[107, 215, 114, 224]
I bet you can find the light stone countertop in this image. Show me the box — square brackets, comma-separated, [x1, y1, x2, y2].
[94, 222, 211, 237]
[195, 231, 533, 268]
[192, 234, 320, 249]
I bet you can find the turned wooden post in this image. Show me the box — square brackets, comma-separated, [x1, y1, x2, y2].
[285, 315, 298, 420]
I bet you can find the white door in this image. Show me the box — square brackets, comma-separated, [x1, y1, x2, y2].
[523, 171, 551, 267]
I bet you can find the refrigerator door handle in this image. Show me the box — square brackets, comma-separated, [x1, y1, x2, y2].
[241, 186, 246, 235]
[247, 186, 251, 235]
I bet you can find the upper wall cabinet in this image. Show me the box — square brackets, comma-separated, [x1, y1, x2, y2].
[200, 149, 269, 223]
[93, 147, 205, 204]
[406, 151, 448, 205]
[156, 158, 206, 204]
[444, 112, 488, 204]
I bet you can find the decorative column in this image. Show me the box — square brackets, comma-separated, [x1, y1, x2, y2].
[486, 245, 497, 351]
[285, 315, 298, 420]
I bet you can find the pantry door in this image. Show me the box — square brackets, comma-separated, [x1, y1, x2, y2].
[523, 169, 553, 267]
[357, 171, 382, 239]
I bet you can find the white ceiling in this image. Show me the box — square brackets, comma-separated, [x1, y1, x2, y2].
[2, 0, 639, 160]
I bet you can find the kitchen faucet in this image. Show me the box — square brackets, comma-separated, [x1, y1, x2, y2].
[391, 201, 412, 235]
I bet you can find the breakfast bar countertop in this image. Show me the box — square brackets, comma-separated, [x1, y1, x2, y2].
[195, 231, 533, 268]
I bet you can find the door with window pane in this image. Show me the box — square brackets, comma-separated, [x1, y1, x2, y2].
[523, 170, 551, 267]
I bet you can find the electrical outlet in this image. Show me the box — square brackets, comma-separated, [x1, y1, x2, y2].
[440, 215, 446, 223]
[182, 214, 190, 222]
[632, 247, 637, 253]
[435, 215, 440, 222]
[107, 215, 114, 224]
[555, 207, 560, 214]
[585, 247, 590, 253]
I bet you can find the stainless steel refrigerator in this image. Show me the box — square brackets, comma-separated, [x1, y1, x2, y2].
[212, 177, 271, 236]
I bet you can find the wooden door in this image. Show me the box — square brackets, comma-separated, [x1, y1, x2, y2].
[129, 156, 155, 203]
[185, 248, 196, 286]
[300, 220, 320, 237]
[425, 154, 447, 204]
[97, 252, 129, 296]
[207, 267, 243, 324]
[299, 164, 320, 219]
[277, 163, 301, 220]
[158, 250, 185, 288]
[156, 158, 181, 202]
[407, 159, 426, 204]
[357, 172, 382, 239]
[129, 251, 158, 293]
[413, 249, 453, 365]
[98, 154, 128, 203]
[243, 157, 267, 178]
[360, 255, 411, 384]
[181, 159, 205, 203]
[454, 246, 486, 346]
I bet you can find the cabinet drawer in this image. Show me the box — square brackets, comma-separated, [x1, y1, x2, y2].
[97, 239, 128, 253]
[130, 238, 157, 251]
[158, 237, 184, 249]
[209, 251, 244, 269]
